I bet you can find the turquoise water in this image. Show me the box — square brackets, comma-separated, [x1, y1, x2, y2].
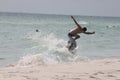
[0, 12, 120, 66]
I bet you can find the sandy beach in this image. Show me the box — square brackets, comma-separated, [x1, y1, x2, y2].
[0, 59, 120, 80]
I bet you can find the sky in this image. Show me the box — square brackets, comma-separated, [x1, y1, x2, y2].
[0, 0, 120, 17]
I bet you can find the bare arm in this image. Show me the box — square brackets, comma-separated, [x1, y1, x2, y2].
[84, 31, 95, 35]
[71, 16, 82, 29]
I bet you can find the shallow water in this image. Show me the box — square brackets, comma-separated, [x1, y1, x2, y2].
[0, 12, 120, 66]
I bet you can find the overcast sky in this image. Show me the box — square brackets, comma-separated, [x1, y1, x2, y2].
[0, 0, 120, 17]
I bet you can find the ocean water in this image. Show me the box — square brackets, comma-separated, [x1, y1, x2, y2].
[0, 12, 120, 66]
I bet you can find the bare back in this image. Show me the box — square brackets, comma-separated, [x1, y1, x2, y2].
[69, 26, 83, 35]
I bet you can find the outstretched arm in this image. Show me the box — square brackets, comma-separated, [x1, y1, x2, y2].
[84, 31, 95, 35]
[71, 16, 82, 29]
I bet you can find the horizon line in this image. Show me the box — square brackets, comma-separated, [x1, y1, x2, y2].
[0, 11, 120, 18]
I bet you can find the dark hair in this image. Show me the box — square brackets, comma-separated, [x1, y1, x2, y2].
[82, 27, 87, 31]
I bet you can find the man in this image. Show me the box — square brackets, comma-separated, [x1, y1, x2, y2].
[67, 16, 95, 50]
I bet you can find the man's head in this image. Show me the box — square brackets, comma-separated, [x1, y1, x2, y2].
[82, 27, 87, 31]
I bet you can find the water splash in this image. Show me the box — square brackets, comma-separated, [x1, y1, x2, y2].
[16, 31, 88, 67]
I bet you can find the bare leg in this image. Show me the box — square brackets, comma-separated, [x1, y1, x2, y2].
[66, 42, 74, 50]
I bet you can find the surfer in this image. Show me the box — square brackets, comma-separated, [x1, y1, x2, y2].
[67, 16, 95, 50]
